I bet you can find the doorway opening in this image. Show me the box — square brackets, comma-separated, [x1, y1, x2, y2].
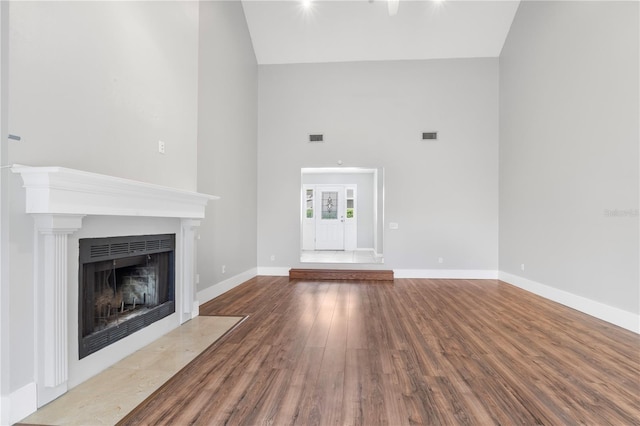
[300, 167, 384, 264]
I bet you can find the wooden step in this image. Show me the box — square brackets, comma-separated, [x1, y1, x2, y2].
[289, 268, 394, 282]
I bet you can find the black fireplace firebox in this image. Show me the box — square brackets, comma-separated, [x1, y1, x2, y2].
[79, 234, 175, 359]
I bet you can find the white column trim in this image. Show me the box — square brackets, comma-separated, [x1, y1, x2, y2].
[33, 214, 84, 406]
[180, 219, 201, 323]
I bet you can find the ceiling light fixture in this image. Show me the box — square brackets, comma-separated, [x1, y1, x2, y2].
[387, 0, 399, 16]
[302, 0, 312, 9]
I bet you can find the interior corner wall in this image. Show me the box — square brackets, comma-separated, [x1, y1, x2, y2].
[6, 0, 200, 414]
[0, 1, 10, 423]
[196, 1, 258, 295]
[257, 59, 499, 273]
[499, 1, 639, 319]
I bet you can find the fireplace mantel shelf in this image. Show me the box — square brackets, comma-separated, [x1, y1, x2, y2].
[11, 164, 219, 219]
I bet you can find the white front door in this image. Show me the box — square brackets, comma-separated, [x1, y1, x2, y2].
[315, 186, 345, 250]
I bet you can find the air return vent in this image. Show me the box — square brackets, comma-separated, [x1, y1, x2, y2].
[422, 132, 438, 140]
[81, 234, 175, 262]
[309, 134, 324, 143]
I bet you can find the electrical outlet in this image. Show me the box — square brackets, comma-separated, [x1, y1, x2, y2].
[158, 140, 165, 154]
[521, 264, 525, 271]
[270, 255, 276, 262]
[438, 257, 444, 264]
[221, 265, 226, 274]
[195, 274, 200, 284]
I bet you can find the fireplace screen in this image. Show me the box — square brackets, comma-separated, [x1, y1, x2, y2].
[79, 234, 175, 359]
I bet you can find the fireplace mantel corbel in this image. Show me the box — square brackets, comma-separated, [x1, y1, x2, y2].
[11, 165, 218, 407]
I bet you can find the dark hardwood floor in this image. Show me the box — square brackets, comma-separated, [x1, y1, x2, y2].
[119, 276, 640, 425]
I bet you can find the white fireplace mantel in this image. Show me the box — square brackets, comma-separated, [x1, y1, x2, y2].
[11, 164, 219, 218]
[11, 165, 219, 407]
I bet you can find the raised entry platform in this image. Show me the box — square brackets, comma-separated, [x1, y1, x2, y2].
[289, 268, 394, 282]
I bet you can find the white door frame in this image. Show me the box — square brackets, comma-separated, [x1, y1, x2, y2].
[301, 185, 315, 251]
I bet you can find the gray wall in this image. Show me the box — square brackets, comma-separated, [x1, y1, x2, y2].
[8, 1, 199, 190]
[258, 59, 499, 271]
[499, 1, 639, 314]
[197, 1, 258, 291]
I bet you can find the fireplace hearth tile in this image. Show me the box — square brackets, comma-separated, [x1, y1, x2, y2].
[18, 316, 243, 426]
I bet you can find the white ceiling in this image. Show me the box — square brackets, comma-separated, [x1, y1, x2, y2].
[241, 0, 521, 64]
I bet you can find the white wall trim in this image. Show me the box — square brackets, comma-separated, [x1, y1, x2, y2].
[394, 269, 498, 279]
[499, 271, 640, 334]
[0, 396, 5, 426]
[180, 219, 201, 323]
[257, 267, 290, 276]
[256, 268, 498, 279]
[7, 381, 36, 425]
[197, 268, 258, 305]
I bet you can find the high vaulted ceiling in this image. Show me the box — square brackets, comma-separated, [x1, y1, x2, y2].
[241, 0, 521, 64]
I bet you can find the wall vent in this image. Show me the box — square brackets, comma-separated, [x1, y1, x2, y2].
[422, 132, 438, 140]
[82, 234, 175, 262]
[309, 134, 324, 143]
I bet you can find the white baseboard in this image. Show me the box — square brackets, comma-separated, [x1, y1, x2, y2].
[499, 271, 640, 334]
[394, 269, 498, 279]
[0, 396, 5, 426]
[257, 267, 290, 276]
[197, 268, 257, 305]
[256, 268, 497, 279]
[7, 381, 37, 425]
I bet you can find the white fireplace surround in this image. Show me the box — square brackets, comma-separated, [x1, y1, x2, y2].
[11, 165, 219, 407]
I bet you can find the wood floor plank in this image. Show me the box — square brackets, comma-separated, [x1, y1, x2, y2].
[353, 347, 388, 426]
[345, 284, 367, 350]
[305, 283, 339, 348]
[271, 347, 324, 426]
[119, 277, 640, 425]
